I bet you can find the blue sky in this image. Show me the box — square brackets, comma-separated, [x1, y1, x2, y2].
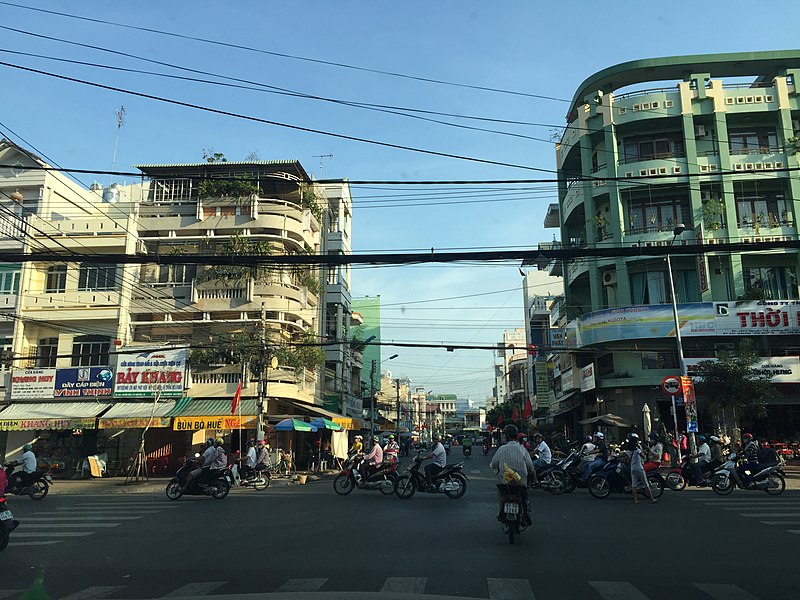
[1, 1, 798, 401]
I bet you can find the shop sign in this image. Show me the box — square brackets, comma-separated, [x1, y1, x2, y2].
[54, 367, 114, 398]
[0, 417, 97, 431]
[685, 356, 800, 384]
[10, 369, 57, 400]
[713, 301, 800, 336]
[99, 417, 171, 429]
[579, 364, 596, 392]
[344, 396, 363, 419]
[172, 415, 256, 431]
[114, 348, 187, 398]
[333, 417, 362, 431]
[535, 362, 550, 409]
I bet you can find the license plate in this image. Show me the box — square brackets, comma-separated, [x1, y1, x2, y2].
[0, 510, 13, 521]
[504, 502, 519, 515]
[45, 475, 53, 483]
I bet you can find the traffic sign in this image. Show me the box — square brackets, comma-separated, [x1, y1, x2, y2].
[661, 375, 682, 396]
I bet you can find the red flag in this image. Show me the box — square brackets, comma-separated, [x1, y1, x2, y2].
[497, 414, 504, 427]
[512, 406, 520, 422]
[231, 381, 242, 415]
[522, 397, 533, 420]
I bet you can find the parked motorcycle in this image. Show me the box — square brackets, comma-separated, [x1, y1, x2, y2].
[665, 457, 719, 490]
[548, 448, 583, 494]
[497, 483, 530, 545]
[0, 496, 20, 552]
[228, 464, 270, 490]
[527, 460, 570, 495]
[3, 463, 51, 500]
[711, 453, 785, 495]
[333, 456, 399, 495]
[165, 456, 231, 500]
[588, 457, 665, 500]
[394, 456, 468, 500]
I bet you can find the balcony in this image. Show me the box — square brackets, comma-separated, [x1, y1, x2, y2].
[0, 293, 17, 310]
[22, 290, 123, 319]
[728, 149, 785, 172]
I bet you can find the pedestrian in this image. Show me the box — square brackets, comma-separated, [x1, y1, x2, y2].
[624, 433, 657, 504]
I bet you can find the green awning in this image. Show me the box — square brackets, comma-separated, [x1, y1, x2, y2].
[166, 397, 258, 417]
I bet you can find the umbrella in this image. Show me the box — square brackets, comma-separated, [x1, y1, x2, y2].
[642, 404, 652, 437]
[309, 417, 344, 432]
[578, 413, 636, 428]
[274, 418, 318, 432]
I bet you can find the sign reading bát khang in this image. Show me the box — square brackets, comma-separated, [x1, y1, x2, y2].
[54, 367, 114, 398]
[172, 416, 256, 431]
[0, 417, 97, 431]
[114, 348, 187, 398]
[10, 369, 57, 400]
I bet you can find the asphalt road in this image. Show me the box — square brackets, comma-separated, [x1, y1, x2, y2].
[1, 451, 799, 600]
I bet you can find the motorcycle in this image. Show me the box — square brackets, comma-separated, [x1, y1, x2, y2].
[588, 457, 665, 500]
[665, 457, 720, 490]
[463, 445, 472, 458]
[394, 456, 468, 500]
[549, 448, 583, 494]
[711, 453, 785, 495]
[333, 456, 399, 495]
[483, 443, 490, 456]
[165, 456, 231, 500]
[497, 483, 530, 545]
[228, 464, 270, 491]
[3, 463, 52, 500]
[0, 496, 20, 552]
[527, 460, 570, 495]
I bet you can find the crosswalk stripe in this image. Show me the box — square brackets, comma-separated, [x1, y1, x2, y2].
[21, 523, 122, 528]
[59, 503, 179, 507]
[9, 540, 60, 546]
[723, 506, 800, 510]
[164, 582, 227, 597]
[471, 470, 482, 474]
[693, 583, 759, 600]
[54, 509, 169, 514]
[22, 516, 143, 521]
[0, 591, 22, 598]
[590, 581, 650, 600]
[487, 578, 535, 600]
[380, 577, 427, 594]
[14, 532, 95, 538]
[760, 521, 800, 525]
[275, 578, 327, 592]
[740, 513, 800, 518]
[788, 530, 800, 534]
[60, 585, 125, 599]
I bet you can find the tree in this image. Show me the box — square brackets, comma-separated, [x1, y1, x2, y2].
[694, 338, 773, 438]
[487, 402, 514, 428]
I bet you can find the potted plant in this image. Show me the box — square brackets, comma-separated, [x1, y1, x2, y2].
[593, 214, 609, 240]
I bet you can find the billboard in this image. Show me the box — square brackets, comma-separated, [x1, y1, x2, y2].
[10, 369, 56, 400]
[114, 347, 187, 398]
[54, 367, 114, 398]
[685, 356, 800, 384]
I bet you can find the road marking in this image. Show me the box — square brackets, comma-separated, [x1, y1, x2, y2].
[760, 521, 800, 525]
[0, 591, 23, 598]
[589, 581, 650, 600]
[740, 513, 800, 518]
[22, 516, 144, 521]
[9, 540, 61, 546]
[20, 523, 122, 528]
[788, 530, 800, 534]
[54, 509, 170, 514]
[13, 532, 95, 538]
[164, 582, 227, 597]
[380, 577, 427, 594]
[471, 470, 482, 474]
[60, 585, 125, 599]
[487, 578, 535, 600]
[723, 505, 800, 510]
[275, 578, 327, 592]
[693, 583, 759, 600]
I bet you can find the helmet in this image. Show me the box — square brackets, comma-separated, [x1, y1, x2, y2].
[697, 435, 706, 443]
[517, 433, 526, 441]
[533, 432, 543, 439]
[216, 437, 224, 445]
[709, 435, 720, 443]
[355, 435, 362, 440]
[626, 432, 639, 440]
[22, 443, 32, 452]
[743, 433, 753, 440]
[585, 435, 593, 442]
[503, 424, 518, 439]
[257, 439, 265, 446]
[206, 438, 215, 446]
[648, 432, 660, 441]
[388, 434, 394, 439]
[249, 440, 256, 447]
[372, 435, 379, 442]
[595, 432, 605, 440]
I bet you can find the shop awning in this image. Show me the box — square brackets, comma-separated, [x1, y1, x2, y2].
[578, 413, 636, 428]
[166, 397, 258, 431]
[275, 400, 350, 422]
[98, 400, 179, 429]
[0, 402, 111, 431]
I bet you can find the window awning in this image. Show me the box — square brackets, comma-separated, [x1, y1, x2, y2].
[98, 400, 179, 429]
[274, 400, 349, 421]
[0, 402, 111, 431]
[166, 397, 258, 417]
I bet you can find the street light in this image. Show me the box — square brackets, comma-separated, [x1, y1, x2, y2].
[665, 223, 692, 462]
[370, 354, 398, 440]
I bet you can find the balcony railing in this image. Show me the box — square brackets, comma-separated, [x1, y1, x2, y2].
[614, 87, 677, 100]
[618, 151, 686, 165]
[729, 146, 783, 156]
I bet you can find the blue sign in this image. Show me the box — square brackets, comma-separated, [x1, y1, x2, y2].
[53, 367, 114, 399]
[687, 421, 698, 433]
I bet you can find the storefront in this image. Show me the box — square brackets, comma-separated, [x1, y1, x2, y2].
[0, 401, 111, 476]
[167, 397, 258, 456]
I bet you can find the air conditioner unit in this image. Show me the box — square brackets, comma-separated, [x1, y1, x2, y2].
[602, 271, 617, 286]
[695, 124, 707, 137]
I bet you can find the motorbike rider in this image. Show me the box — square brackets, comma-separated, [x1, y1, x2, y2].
[384, 435, 400, 463]
[644, 433, 663, 471]
[211, 437, 228, 470]
[461, 435, 473, 455]
[738, 433, 760, 485]
[349, 435, 363, 455]
[9, 443, 37, 491]
[689, 434, 712, 484]
[254, 440, 271, 472]
[490, 424, 534, 525]
[361, 435, 384, 480]
[422, 433, 447, 491]
[529, 433, 551, 487]
[483, 435, 491, 452]
[240, 440, 257, 479]
[708, 435, 725, 467]
[581, 432, 608, 482]
[182, 438, 217, 491]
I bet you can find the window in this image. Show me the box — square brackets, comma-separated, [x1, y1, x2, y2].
[641, 352, 679, 370]
[37, 337, 59, 368]
[728, 128, 778, 154]
[621, 134, 685, 163]
[736, 195, 792, 228]
[78, 265, 117, 291]
[627, 200, 689, 234]
[630, 269, 700, 304]
[0, 270, 20, 294]
[158, 264, 196, 285]
[149, 178, 194, 204]
[71, 336, 111, 367]
[743, 266, 798, 300]
[0, 337, 12, 372]
[45, 265, 67, 293]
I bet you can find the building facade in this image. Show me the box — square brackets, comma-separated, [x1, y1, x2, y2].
[545, 51, 800, 438]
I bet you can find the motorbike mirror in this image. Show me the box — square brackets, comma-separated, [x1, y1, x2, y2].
[194, 452, 201, 458]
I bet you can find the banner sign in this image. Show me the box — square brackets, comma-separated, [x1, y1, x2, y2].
[54, 368, 114, 398]
[535, 361, 550, 397]
[712, 301, 800, 336]
[10, 369, 57, 400]
[345, 396, 363, 419]
[333, 417, 362, 431]
[579, 364, 596, 392]
[0, 417, 97, 431]
[99, 417, 171, 429]
[685, 356, 800, 384]
[681, 376, 698, 432]
[114, 348, 187, 398]
[172, 415, 256, 431]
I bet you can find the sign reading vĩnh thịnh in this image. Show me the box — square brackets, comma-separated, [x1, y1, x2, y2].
[114, 347, 188, 398]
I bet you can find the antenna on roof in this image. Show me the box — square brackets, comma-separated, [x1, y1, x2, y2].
[110, 106, 126, 183]
[313, 154, 333, 180]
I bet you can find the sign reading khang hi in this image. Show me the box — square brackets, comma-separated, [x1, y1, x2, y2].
[114, 348, 187, 398]
[0, 418, 97, 431]
[10, 369, 57, 400]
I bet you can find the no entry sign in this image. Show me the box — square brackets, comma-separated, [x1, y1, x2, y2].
[661, 375, 682, 396]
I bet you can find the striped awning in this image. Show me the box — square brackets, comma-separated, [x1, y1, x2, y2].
[166, 397, 258, 417]
[98, 400, 179, 429]
[0, 402, 110, 430]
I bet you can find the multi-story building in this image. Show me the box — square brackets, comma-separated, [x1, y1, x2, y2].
[545, 51, 800, 438]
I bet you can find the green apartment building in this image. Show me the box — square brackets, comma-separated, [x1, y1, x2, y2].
[546, 51, 800, 438]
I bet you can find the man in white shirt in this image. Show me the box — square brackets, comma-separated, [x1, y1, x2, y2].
[689, 435, 712, 484]
[490, 425, 534, 525]
[11, 443, 37, 489]
[422, 433, 447, 490]
[240, 440, 257, 479]
[529, 433, 551, 485]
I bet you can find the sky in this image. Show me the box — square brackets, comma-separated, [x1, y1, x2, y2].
[1, 1, 799, 402]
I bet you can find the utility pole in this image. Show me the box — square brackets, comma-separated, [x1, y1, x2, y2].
[395, 378, 401, 442]
[369, 359, 377, 440]
[258, 303, 266, 441]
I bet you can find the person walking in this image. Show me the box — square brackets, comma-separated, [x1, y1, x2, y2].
[624, 433, 657, 504]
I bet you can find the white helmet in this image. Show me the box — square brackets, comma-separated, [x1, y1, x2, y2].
[595, 432, 605, 440]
